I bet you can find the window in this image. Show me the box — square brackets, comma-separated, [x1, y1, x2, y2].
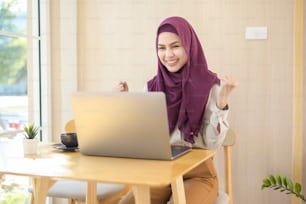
[0, 0, 42, 138]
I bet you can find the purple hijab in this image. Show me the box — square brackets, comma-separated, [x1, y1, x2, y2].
[147, 16, 220, 143]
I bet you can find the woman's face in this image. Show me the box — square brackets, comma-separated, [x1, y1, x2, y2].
[157, 32, 188, 73]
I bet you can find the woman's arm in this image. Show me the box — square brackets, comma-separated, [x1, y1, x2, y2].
[201, 75, 237, 149]
[201, 85, 230, 149]
[217, 75, 238, 109]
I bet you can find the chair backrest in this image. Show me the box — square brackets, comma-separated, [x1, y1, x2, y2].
[222, 128, 236, 204]
[65, 119, 76, 133]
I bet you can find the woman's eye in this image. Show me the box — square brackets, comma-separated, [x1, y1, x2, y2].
[158, 47, 165, 50]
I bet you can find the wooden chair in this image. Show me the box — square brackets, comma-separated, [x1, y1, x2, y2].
[214, 128, 236, 204]
[64, 119, 76, 133]
[29, 119, 130, 204]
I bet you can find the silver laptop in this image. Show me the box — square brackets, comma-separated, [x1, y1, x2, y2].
[71, 92, 191, 160]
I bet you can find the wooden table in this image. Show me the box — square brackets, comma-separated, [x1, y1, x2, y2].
[0, 144, 216, 204]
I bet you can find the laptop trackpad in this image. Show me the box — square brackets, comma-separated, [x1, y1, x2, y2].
[171, 146, 191, 159]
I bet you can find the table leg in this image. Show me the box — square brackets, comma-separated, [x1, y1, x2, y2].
[86, 181, 97, 204]
[31, 177, 56, 204]
[132, 185, 150, 204]
[171, 176, 186, 204]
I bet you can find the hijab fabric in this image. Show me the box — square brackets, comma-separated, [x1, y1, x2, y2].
[147, 16, 220, 143]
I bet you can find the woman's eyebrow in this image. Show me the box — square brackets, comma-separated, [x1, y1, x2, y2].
[158, 41, 180, 46]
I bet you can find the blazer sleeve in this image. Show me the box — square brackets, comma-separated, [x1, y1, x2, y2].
[200, 84, 229, 149]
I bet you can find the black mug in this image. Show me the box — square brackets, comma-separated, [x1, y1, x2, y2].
[60, 132, 78, 148]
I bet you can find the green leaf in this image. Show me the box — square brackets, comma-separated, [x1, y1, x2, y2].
[269, 175, 276, 185]
[283, 176, 288, 188]
[276, 175, 282, 186]
[261, 178, 271, 189]
[23, 123, 40, 139]
[287, 178, 293, 191]
[263, 178, 271, 186]
[295, 183, 302, 194]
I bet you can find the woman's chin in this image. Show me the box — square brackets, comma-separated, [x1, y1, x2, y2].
[166, 66, 183, 73]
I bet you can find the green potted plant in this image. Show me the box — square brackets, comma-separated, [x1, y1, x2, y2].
[23, 123, 40, 155]
[261, 175, 306, 202]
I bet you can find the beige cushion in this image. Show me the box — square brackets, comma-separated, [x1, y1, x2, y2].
[29, 180, 126, 199]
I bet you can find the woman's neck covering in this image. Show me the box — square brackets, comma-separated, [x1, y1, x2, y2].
[147, 16, 220, 144]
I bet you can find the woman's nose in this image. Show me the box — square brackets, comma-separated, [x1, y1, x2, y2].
[165, 48, 174, 57]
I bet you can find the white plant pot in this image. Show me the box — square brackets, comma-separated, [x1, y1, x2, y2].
[23, 139, 39, 155]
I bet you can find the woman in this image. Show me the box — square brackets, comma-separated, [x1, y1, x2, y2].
[116, 16, 238, 204]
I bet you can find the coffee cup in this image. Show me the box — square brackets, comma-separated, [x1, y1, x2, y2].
[60, 132, 78, 148]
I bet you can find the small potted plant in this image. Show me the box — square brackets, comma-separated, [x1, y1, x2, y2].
[23, 123, 40, 155]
